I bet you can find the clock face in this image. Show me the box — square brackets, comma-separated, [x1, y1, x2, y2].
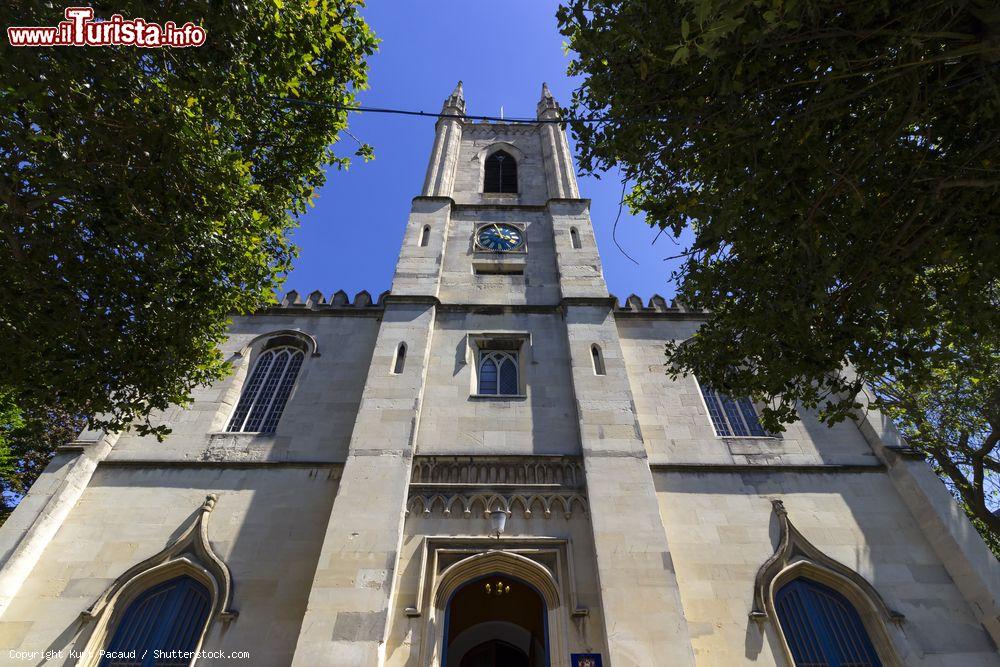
[477, 224, 524, 252]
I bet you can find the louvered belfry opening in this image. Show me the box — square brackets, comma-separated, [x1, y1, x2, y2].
[484, 150, 518, 193]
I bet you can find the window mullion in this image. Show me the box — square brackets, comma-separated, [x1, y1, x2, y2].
[143, 581, 185, 667]
[231, 352, 273, 432]
[258, 353, 292, 430]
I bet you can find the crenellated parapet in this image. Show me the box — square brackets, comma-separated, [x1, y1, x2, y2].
[610, 293, 702, 314]
[258, 289, 391, 312]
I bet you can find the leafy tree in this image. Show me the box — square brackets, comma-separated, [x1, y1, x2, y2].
[0, 406, 85, 526]
[0, 390, 24, 483]
[557, 0, 1000, 542]
[0, 1, 376, 438]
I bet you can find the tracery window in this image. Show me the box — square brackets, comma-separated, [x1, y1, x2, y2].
[100, 576, 211, 667]
[484, 150, 518, 193]
[775, 578, 883, 667]
[698, 380, 767, 436]
[478, 351, 519, 395]
[227, 343, 304, 433]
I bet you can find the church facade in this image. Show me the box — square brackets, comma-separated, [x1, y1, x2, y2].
[0, 83, 997, 667]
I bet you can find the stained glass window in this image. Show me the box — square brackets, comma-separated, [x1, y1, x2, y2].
[100, 575, 211, 667]
[775, 578, 883, 667]
[698, 381, 767, 437]
[227, 345, 304, 433]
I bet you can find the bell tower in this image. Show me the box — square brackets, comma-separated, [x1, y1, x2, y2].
[332, 82, 695, 666]
[392, 82, 611, 307]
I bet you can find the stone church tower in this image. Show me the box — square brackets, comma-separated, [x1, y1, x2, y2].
[0, 83, 997, 667]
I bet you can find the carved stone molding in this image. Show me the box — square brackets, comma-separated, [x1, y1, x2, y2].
[82, 494, 237, 623]
[406, 537, 588, 666]
[408, 456, 588, 519]
[407, 491, 588, 520]
[752, 499, 903, 624]
[410, 455, 584, 488]
[463, 122, 539, 137]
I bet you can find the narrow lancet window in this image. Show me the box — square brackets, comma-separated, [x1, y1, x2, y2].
[484, 150, 517, 193]
[393, 343, 407, 374]
[419, 225, 430, 247]
[570, 227, 582, 249]
[591, 344, 606, 375]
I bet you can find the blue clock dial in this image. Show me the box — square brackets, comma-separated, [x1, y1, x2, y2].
[477, 224, 524, 252]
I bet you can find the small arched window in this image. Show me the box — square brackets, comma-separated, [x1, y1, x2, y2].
[478, 351, 519, 395]
[100, 575, 211, 667]
[591, 344, 606, 375]
[419, 225, 430, 247]
[484, 150, 517, 193]
[570, 227, 582, 249]
[775, 578, 883, 667]
[227, 342, 305, 433]
[393, 343, 407, 374]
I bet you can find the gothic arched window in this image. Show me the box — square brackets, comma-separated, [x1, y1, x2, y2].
[484, 150, 518, 193]
[570, 227, 582, 249]
[775, 578, 883, 667]
[100, 575, 211, 667]
[697, 379, 767, 437]
[478, 351, 519, 395]
[227, 343, 305, 433]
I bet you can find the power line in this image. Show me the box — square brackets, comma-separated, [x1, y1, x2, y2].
[265, 95, 620, 124]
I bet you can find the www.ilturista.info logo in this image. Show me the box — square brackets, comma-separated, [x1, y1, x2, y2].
[8, 7, 206, 47]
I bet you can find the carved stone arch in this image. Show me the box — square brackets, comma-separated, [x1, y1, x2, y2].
[76, 495, 236, 666]
[473, 141, 525, 164]
[475, 142, 523, 195]
[753, 499, 905, 667]
[236, 328, 319, 359]
[83, 495, 236, 623]
[434, 550, 561, 611]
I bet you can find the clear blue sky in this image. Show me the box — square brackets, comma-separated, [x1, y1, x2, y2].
[284, 0, 688, 302]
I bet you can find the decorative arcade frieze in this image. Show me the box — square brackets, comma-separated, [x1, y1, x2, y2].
[407, 455, 588, 520]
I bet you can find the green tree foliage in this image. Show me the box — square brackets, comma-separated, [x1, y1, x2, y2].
[0, 1, 377, 438]
[0, 390, 25, 483]
[0, 406, 85, 526]
[557, 0, 1000, 545]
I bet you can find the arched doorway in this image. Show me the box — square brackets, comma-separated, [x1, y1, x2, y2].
[443, 574, 548, 667]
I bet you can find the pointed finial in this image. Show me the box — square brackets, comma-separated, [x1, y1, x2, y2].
[441, 80, 466, 116]
[537, 81, 559, 119]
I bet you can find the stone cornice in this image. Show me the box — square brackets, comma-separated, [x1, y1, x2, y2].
[649, 462, 887, 474]
[99, 459, 344, 469]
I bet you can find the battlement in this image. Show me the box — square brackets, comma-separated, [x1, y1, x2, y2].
[263, 289, 390, 311]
